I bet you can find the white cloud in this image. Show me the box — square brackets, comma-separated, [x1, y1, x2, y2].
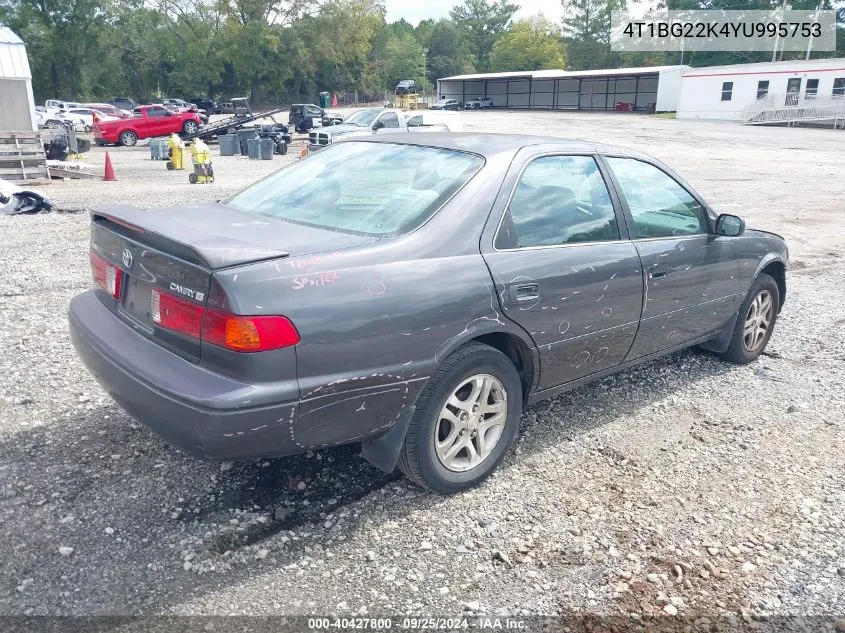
[384, 0, 563, 26]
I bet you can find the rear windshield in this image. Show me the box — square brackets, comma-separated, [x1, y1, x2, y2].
[223, 142, 483, 237]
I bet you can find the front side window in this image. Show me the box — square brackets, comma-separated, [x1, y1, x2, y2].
[834, 78, 845, 96]
[805, 78, 819, 97]
[497, 155, 618, 249]
[378, 112, 400, 128]
[721, 82, 733, 101]
[607, 158, 708, 239]
[147, 107, 168, 118]
[757, 80, 769, 99]
[224, 142, 483, 237]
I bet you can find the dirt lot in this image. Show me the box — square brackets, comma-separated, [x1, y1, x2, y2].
[0, 112, 843, 625]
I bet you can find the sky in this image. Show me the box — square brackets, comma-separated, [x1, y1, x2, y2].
[384, 0, 564, 26]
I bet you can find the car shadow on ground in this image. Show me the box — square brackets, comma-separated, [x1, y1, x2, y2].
[0, 347, 735, 615]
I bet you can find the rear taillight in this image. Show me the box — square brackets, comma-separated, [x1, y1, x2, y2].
[151, 288, 203, 338]
[151, 288, 299, 352]
[90, 249, 122, 298]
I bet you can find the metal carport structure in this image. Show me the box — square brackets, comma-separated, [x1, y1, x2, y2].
[437, 66, 688, 113]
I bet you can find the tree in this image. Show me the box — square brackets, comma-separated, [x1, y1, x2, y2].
[450, 0, 519, 71]
[0, 0, 109, 99]
[425, 19, 474, 83]
[490, 16, 566, 71]
[561, 0, 623, 70]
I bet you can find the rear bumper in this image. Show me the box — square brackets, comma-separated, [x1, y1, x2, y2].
[68, 291, 300, 460]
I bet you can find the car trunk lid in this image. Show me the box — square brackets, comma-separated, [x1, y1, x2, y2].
[91, 202, 376, 361]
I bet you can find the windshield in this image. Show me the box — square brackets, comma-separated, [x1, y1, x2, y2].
[343, 108, 383, 127]
[224, 142, 483, 237]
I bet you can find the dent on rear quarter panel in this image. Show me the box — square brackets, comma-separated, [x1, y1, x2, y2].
[211, 247, 518, 450]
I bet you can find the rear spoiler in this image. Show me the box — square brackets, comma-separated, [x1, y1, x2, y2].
[92, 204, 290, 269]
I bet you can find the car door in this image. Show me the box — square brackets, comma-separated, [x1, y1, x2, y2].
[144, 106, 172, 136]
[482, 150, 644, 390]
[603, 156, 740, 360]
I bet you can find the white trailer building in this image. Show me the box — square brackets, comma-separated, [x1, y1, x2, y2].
[0, 27, 37, 131]
[437, 66, 687, 113]
[677, 58, 845, 121]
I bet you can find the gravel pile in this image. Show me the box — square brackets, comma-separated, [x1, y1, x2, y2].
[0, 113, 842, 621]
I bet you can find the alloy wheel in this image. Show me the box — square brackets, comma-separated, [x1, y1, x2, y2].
[434, 374, 507, 473]
[743, 289, 773, 352]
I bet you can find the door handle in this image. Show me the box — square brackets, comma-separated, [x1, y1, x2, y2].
[508, 283, 540, 302]
[648, 265, 667, 280]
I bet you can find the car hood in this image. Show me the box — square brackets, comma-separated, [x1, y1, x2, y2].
[93, 201, 379, 269]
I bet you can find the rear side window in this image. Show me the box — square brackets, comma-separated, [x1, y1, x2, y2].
[606, 157, 708, 238]
[224, 142, 483, 237]
[497, 155, 618, 249]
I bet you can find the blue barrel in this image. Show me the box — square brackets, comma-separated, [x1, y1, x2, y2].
[149, 138, 167, 160]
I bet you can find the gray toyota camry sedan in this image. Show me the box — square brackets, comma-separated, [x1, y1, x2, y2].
[69, 134, 788, 493]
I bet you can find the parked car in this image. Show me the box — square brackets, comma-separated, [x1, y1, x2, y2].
[93, 104, 202, 146]
[68, 134, 788, 493]
[395, 79, 417, 94]
[187, 98, 219, 114]
[162, 98, 196, 110]
[87, 103, 131, 119]
[44, 99, 82, 113]
[307, 108, 455, 150]
[43, 110, 89, 132]
[322, 111, 345, 126]
[464, 97, 493, 109]
[430, 98, 461, 111]
[289, 104, 324, 133]
[111, 98, 138, 112]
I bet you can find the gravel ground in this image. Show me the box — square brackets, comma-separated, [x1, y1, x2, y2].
[0, 112, 843, 625]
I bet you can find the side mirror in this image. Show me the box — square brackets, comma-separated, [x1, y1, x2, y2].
[373, 120, 385, 130]
[715, 213, 744, 237]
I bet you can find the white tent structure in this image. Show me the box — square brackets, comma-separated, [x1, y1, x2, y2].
[0, 27, 37, 131]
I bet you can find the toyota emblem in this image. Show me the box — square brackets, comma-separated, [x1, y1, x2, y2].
[122, 248, 133, 268]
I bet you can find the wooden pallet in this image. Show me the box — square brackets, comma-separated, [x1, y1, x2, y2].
[0, 131, 50, 184]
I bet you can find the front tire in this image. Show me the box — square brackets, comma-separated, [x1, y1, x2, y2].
[182, 120, 199, 135]
[398, 342, 522, 494]
[720, 273, 780, 364]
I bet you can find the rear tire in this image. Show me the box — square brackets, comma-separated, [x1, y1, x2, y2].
[119, 131, 137, 147]
[720, 273, 780, 364]
[398, 342, 522, 494]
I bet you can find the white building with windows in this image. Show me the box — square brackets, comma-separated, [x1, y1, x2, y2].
[676, 58, 845, 121]
[0, 27, 37, 131]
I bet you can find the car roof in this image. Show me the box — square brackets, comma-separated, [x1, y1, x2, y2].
[362, 133, 646, 160]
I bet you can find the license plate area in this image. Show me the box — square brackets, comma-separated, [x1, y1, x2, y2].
[120, 275, 154, 329]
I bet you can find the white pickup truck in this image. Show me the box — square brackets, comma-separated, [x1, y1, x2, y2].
[308, 107, 460, 150]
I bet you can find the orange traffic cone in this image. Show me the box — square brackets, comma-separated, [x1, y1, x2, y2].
[103, 152, 117, 181]
[299, 142, 308, 159]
